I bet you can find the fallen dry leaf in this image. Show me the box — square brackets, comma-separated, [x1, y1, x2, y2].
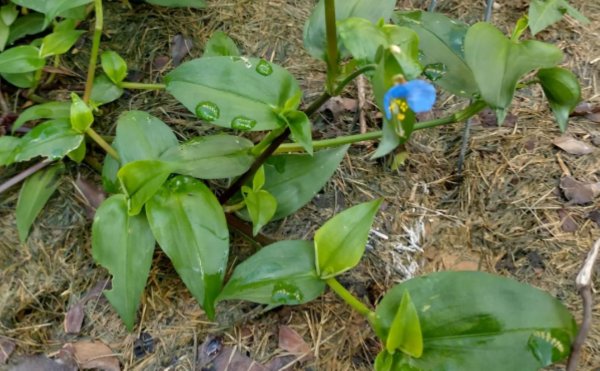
[553, 135, 595, 155]
[10, 355, 77, 371]
[558, 209, 578, 233]
[64, 302, 85, 334]
[572, 102, 599, 116]
[560, 176, 600, 205]
[278, 326, 311, 361]
[586, 112, 600, 123]
[477, 108, 517, 128]
[171, 34, 193, 67]
[64, 341, 120, 371]
[320, 97, 357, 121]
[587, 210, 600, 227]
[440, 252, 480, 271]
[0, 337, 15, 364]
[74, 174, 106, 211]
[153, 55, 170, 70]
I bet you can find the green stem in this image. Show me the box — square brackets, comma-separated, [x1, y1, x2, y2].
[83, 0, 103, 103]
[223, 200, 246, 213]
[324, 0, 339, 94]
[334, 64, 376, 95]
[86, 127, 119, 160]
[120, 81, 166, 90]
[413, 100, 487, 130]
[251, 127, 286, 156]
[326, 278, 377, 324]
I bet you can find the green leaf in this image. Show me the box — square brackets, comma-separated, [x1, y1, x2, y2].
[7, 13, 47, 45]
[146, 176, 228, 320]
[102, 153, 120, 194]
[16, 162, 64, 243]
[101, 51, 128, 85]
[528, 0, 589, 36]
[12, 101, 70, 133]
[117, 160, 175, 216]
[218, 240, 325, 306]
[394, 11, 477, 97]
[285, 110, 313, 156]
[203, 31, 240, 57]
[13, 119, 84, 162]
[337, 18, 388, 63]
[11, 0, 94, 27]
[92, 194, 155, 331]
[39, 29, 84, 58]
[165, 56, 301, 131]
[252, 165, 265, 192]
[374, 271, 577, 370]
[243, 188, 277, 236]
[70, 93, 93, 133]
[314, 199, 382, 278]
[465, 22, 563, 123]
[67, 139, 86, 163]
[90, 74, 124, 106]
[0, 19, 9, 52]
[144, 0, 206, 9]
[262, 145, 348, 220]
[537, 67, 581, 132]
[0, 45, 44, 74]
[160, 135, 254, 179]
[54, 19, 78, 32]
[303, 0, 396, 60]
[0, 136, 20, 166]
[0, 71, 35, 88]
[386, 290, 423, 358]
[0, 4, 18, 26]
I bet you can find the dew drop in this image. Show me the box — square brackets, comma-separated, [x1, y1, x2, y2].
[423, 63, 447, 81]
[195, 101, 220, 122]
[255, 59, 273, 76]
[231, 116, 257, 131]
[271, 282, 303, 304]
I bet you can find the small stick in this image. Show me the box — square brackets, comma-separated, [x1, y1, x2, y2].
[566, 237, 599, 371]
[0, 160, 51, 194]
[356, 75, 367, 134]
[428, 0, 437, 12]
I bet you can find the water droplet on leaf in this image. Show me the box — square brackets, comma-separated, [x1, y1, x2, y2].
[255, 59, 273, 76]
[231, 116, 257, 131]
[423, 63, 447, 81]
[271, 282, 303, 304]
[195, 101, 220, 121]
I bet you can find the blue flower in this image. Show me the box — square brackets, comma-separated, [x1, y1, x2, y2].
[384, 80, 436, 121]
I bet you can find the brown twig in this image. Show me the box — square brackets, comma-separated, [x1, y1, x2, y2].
[356, 74, 367, 134]
[0, 160, 52, 194]
[566, 237, 599, 371]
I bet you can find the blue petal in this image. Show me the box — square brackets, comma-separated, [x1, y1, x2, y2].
[383, 84, 409, 119]
[403, 80, 436, 113]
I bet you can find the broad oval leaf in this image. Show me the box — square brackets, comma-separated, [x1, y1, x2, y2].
[12, 101, 70, 133]
[263, 145, 348, 220]
[394, 11, 477, 97]
[101, 51, 128, 85]
[203, 31, 240, 57]
[1, 71, 35, 88]
[117, 160, 175, 216]
[374, 271, 577, 370]
[314, 199, 382, 278]
[145, 0, 206, 9]
[0, 45, 45, 74]
[11, 0, 93, 27]
[90, 74, 124, 106]
[284, 110, 313, 156]
[13, 119, 84, 162]
[7, 13, 46, 45]
[303, 0, 396, 60]
[16, 162, 64, 243]
[218, 240, 325, 306]
[40, 29, 84, 58]
[160, 135, 254, 179]
[92, 194, 155, 331]
[537, 67, 581, 132]
[146, 176, 228, 319]
[465, 22, 563, 123]
[165, 56, 301, 131]
[528, 0, 589, 36]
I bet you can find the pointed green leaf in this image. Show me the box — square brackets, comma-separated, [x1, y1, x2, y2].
[7, 13, 47, 45]
[0, 136, 20, 166]
[218, 240, 325, 306]
[117, 160, 175, 216]
[285, 110, 313, 156]
[16, 162, 64, 242]
[203, 31, 240, 57]
[529, 0, 589, 36]
[314, 199, 382, 278]
[0, 45, 44, 74]
[0, 71, 35, 88]
[165, 56, 301, 131]
[0, 18, 9, 52]
[160, 135, 254, 179]
[0, 4, 18, 26]
[92, 194, 155, 331]
[67, 139, 86, 163]
[13, 119, 84, 162]
[252, 166, 265, 192]
[12, 101, 71, 133]
[145, 0, 206, 9]
[244, 189, 277, 236]
[101, 51, 128, 85]
[90, 74, 124, 106]
[40, 30, 84, 58]
[537, 67, 581, 132]
[386, 290, 423, 357]
[11, 0, 93, 27]
[374, 271, 577, 370]
[102, 153, 121, 194]
[70, 93, 94, 133]
[146, 176, 228, 319]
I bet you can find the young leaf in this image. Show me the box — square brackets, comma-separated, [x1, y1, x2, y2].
[465, 22, 563, 123]
[244, 189, 277, 236]
[374, 271, 577, 370]
[16, 162, 65, 243]
[92, 194, 155, 331]
[101, 51, 128, 85]
[314, 199, 382, 278]
[70, 93, 94, 133]
[40, 30, 85, 58]
[218, 240, 325, 306]
[262, 145, 348, 220]
[7, 13, 47, 45]
[90, 74, 124, 106]
[117, 160, 175, 216]
[160, 135, 254, 179]
[537, 67, 581, 132]
[285, 110, 313, 156]
[0, 4, 18, 26]
[13, 120, 84, 162]
[165, 56, 301, 131]
[0, 136, 20, 166]
[252, 166, 266, 192]
[203, 31, 240, 57]
[146, 176, 228, 320]
[12, 101, 70, 133]
[67, 139, 86, 163]
[0, 45, 44, 74]
[144, 0, 206, 9]
[385, 290, 423, 358]
[528, 0, 589, 36]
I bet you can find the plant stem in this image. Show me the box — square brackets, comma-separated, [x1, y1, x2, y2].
[326, 277, 377, 324]
[86, 127, 119, 160]
[223, 200, 246, 213]
[324, 0, 339, 94]
[333, 64, 376, 95]
[120, 81, 166, 90]
[0, 160, 51, 194]
[413, 100, 486, 130]
[251, 127, 286, 157]
[83, 0, 103, 103]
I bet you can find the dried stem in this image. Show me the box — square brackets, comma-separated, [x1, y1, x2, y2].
[0, 160, 51, 194]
